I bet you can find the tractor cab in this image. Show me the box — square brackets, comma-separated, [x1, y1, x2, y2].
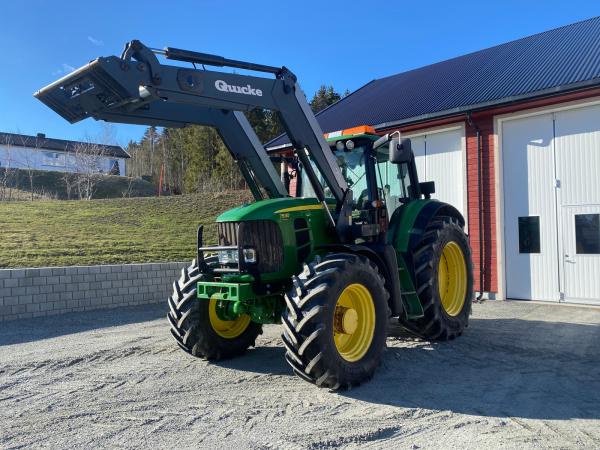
[298, 125, 434, 236]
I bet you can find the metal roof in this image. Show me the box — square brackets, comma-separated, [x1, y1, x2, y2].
[0, 132, 130, 159]
[267, 16, 600, 150]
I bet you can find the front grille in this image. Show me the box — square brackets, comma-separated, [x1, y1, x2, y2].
[239, 220, 284, 273]
[218, 220, 284, 273]
[218, 222, 239, 246]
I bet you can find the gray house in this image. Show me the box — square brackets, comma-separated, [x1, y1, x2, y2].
[0, 132, 130, 176]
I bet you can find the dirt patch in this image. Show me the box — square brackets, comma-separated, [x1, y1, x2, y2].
[0, 301, 598, 448]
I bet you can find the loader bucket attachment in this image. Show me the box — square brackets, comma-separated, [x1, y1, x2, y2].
[34, 57, 141, 124]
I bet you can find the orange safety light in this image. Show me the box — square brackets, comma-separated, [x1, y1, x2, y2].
[323, 125, 377, 140]
[341, 125, 376, 136]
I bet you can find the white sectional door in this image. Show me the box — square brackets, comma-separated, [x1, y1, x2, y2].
[426, 128, 466, 217]
[502, 102, 600, 304]
[406, 128, 466, 220]
[502, 113, 559, 301]
[554, 104, 600, 305]
[410, 135, 426, 182]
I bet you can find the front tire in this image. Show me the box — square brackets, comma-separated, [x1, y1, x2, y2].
[403, 217, 473, 340]
[167, 258, 262, 360]
[282, 253, 389, 390]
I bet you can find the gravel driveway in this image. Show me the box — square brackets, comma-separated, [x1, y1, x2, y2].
[1, 300, 599, 449]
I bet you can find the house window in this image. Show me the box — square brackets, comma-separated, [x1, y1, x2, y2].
[109, 159, 120, 175]
[575, 214, 600, 254]
[518, 216, 540, 254]
[43, 151, 64, 167]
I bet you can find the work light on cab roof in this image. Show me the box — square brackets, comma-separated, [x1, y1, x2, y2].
[324, 125, 379, 151]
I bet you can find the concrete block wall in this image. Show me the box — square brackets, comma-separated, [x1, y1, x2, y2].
[0, 262, 187, 322]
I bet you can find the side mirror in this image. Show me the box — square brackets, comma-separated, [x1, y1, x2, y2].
[389, 138, 413, 164]
[420, 181, 435, 199]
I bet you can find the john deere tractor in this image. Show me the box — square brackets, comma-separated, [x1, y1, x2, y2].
[36, 40, 473, 389]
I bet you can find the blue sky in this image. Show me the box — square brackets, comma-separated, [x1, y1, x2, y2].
[1, 1, 598, 146]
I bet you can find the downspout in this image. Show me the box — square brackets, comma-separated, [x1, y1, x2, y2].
[467, 112, 485, 302]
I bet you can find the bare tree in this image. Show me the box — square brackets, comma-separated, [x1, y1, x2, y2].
[0, 136, 17, 201]
[121, 174, 137, 198]
[16, 134, 43, 201]
[70, 124, 119, 200]
[72, 141, 106, 200]
[61, 170, 78, 200]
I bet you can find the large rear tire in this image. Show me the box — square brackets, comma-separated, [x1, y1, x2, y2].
[167, 258, 262, 360]
[282, 253, 389, 390]
[403, 217, 473, 340]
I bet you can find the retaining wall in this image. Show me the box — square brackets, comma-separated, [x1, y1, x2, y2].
[0, 262, 186, 322]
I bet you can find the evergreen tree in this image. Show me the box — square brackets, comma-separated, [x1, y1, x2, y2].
[124, 83, 349, 194]
[310, 85, 343, 113]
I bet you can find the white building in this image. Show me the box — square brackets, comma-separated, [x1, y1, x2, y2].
[0, 132, 129, 176]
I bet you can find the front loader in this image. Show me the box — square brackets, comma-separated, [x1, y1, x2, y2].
[36, 40, 473, 389]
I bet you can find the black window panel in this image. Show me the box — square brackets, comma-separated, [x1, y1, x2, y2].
[575, 214, 600, 254]
[518, 216, 540, 254]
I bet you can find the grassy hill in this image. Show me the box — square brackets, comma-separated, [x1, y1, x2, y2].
[0, 167, 157, 200]
[0, 192, 251, 268]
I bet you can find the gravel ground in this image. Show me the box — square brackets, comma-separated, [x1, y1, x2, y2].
[0, 300, 599, 449]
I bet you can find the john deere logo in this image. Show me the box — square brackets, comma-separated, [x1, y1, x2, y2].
[215, 79, 263, 97]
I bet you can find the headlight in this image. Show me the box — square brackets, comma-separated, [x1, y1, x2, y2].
[243, 248, 257, 264]
[218, 249, 239, 265]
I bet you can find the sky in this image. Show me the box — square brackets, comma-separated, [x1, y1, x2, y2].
[0, 0, 598, 147]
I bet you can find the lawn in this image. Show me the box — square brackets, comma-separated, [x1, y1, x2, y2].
[0, 192, 251, 268]
[0, 167, 157, 200]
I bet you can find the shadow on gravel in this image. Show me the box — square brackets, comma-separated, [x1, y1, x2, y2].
[0, 303, 166, 346]
[216, 345, 291, 376]
[343, 317, 600, 421]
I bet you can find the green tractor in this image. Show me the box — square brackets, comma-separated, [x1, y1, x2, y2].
[36, 41, 473, 389]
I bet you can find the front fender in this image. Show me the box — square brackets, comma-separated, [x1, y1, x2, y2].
[316, 243, 403, 317]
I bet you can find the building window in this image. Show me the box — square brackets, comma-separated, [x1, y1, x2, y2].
[109, 159, 120, 175]
[43, 151, 64, 167]
[518, 216, 540, 254]
[575, 214, 600, 255]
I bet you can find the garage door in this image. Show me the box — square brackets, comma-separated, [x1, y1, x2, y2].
[407, 127, 466, 221]
[502, 103, 600, 304]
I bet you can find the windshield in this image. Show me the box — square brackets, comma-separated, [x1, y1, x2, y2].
[298, 142, 412, 215]
[299, 146, 368, 200]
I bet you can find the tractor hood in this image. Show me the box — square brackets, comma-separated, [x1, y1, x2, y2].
[217, 197, 331, 222]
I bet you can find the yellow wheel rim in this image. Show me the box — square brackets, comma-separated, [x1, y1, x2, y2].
[208, 298, 251, 339]
[438, 241, 467, 316]
[333, 283, 376, 362]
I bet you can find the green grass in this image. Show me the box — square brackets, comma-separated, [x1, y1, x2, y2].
[0, 192, 251, 268]
[0, 167, 157, 199]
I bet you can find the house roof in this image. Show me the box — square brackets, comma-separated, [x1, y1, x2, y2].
[0, 132, 130, 159]
[266, 16, 600, 150]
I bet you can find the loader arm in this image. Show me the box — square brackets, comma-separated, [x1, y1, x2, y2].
[34, 40, 351, 234]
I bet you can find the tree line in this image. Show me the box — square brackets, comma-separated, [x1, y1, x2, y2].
[126, 85, 347, 194]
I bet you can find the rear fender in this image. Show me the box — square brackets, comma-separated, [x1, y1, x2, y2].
[388, 199, 466, 277]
